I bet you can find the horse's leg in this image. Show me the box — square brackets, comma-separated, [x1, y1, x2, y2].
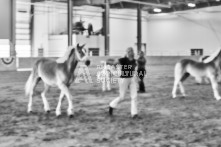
[172, 62, 188, 98]
[56, 91, 65, 116]
[172, 63, 181, 98]
[41, 83, 50, 113]
[179, 82, 186, 97]
[102, 76, 106, 91]
[107, 78, 111, 91]
[58, 83, 73, 117]
[27, 77, 41, 113]
[28, 91, 33, 113]
[172, 79, 180, 98]
[172, 68, 183, 98]
[107, 72, 111, 91]
[209, 75, 221, 100]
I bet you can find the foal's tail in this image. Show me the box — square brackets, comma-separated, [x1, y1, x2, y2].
[25, 61, 40, 96]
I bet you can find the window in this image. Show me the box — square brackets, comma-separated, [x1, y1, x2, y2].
[190, 49, 203, 56]
[89, 48, 99, 56]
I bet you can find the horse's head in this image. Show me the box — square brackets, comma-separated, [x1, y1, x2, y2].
[56, 44, 90, 66]
[76, 43, 90, 66]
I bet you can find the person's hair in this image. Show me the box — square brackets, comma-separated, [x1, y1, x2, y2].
[127, 47, 133, 52]
[125, 47, 133, 57]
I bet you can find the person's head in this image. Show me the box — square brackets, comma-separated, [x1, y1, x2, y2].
[126, 47, 134, 59]
[139, 51, 144, 57]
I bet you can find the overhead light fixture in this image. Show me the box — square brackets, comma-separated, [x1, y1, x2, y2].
[153, 8, 162, 13]
[187, 3, 196, 7]
[216, 0, 220, 2]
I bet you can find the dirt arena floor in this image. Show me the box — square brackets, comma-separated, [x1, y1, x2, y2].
[1, 64, 221, 147]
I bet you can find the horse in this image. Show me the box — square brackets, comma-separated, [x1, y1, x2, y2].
[172, 48, 221, 100]
[198, 50, 221, 84]
[97, 61, 113, 91]
[197, 55, 212, 84]
[25, 44, 90, 117]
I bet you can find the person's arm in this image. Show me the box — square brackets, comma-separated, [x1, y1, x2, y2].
[138, 57, 145, 63]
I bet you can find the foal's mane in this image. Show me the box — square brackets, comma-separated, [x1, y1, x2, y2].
[56, 46, 75, 63]
[203, 48, 221, 63]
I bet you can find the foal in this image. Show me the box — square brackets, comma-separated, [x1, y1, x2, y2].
[172, 48, 221, 100]
[25, 44, 89, 117]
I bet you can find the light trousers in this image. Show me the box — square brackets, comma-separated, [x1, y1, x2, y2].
[109, 77, 138, 116]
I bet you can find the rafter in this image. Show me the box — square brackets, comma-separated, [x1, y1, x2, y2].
[111, 0, 171, 8]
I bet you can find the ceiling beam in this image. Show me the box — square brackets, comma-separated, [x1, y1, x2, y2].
[111, 0, 171, 8]
[110, 0, 122, 4]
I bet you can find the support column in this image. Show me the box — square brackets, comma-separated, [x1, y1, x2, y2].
[10, 0, 16, 57]
[103, 0, 110, 56]
[68, 0, 73, 46]
[30, 0, 34, 57]
[137, 3, 142, 54]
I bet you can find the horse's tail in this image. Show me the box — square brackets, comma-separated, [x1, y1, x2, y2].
[25, 61, 40, 96]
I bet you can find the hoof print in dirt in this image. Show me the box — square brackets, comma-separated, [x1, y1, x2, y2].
[94, 138, 109, 143]
[118, 132, 142, 140]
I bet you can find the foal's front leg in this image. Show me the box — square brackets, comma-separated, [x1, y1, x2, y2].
[56, 92, 64, 116]
[58, 83, 74, 117]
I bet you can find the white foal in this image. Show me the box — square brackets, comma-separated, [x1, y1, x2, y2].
[172, 48, 221, 100]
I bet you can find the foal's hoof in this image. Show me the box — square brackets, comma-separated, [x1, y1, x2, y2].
[27, 110, 33, 114]
[56, 114, 61, 119]
[181, 96, 186, 99]
[69, 114, 74, 118]
[45, 110, 50, 114]
[56, 112, 61, 117]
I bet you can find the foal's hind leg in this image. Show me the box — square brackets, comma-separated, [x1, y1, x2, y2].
[172, 74, 188, 98]
[172, 79, 179, 98]
[179, 82, 186, 97]
[172, 63, 184, 98]
[28, 77, 41, 113]
[41, 83, 50, 113]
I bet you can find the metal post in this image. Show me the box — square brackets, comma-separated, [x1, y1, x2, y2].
[10, 0, 16, 57]
[104, 0, 110, 56]
[137, 3, 142, 54]
[30, 0, 34, 57]
[68, 0, 73, 46]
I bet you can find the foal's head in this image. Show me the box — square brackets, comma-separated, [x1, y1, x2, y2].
[75, 43, 90, 66]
